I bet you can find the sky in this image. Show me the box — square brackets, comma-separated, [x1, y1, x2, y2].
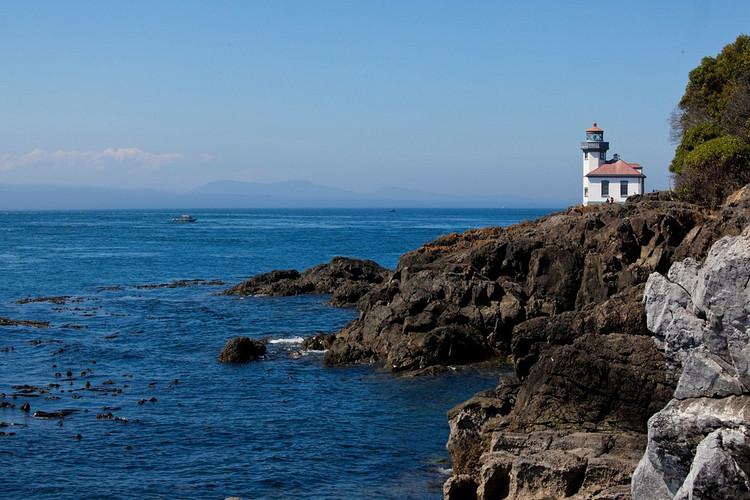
[0, 0, 749, 205]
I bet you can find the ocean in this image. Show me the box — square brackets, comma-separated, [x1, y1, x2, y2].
[0, 208, 553, 499]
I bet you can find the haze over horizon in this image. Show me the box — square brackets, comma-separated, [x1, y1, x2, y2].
[1, 1, 749, 208]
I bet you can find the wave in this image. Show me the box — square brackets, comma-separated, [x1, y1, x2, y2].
[268, 336, 304, 345]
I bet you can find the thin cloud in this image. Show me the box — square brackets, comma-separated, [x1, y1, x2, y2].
[0, 147, 184, 172]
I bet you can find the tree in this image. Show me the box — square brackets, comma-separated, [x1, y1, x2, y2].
[671, 35, 750, 205]
[674, 34, 750, 140]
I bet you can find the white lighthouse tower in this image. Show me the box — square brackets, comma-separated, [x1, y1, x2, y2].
[581, 122, 608, 204]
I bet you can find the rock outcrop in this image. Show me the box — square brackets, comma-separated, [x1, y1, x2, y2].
[632, 227, 750, 499]
[326, 197, 750, 372]
[388, 192, 749, 499]
[218, 337, 267, 363]
[445, 332, 672, 499]
[224, 257, 391, 306]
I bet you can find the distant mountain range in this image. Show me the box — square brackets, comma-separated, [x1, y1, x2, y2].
[0, 180, 569, 210]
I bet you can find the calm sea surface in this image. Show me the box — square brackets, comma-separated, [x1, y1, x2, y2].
[0, 208, 553, 499]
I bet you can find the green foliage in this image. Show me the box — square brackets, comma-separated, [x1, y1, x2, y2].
[677, 34, 750, 137]
[670, 123, 724, 174]
[671, 35, 750, 206]
[675, 135, 750, 206]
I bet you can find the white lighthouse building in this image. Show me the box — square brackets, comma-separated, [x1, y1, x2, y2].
[581, 123, 645, 206]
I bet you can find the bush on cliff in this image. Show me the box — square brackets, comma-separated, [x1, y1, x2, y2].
[671, 34, 750, 206]
[675, 135, 750, 206]
[669, 123, 725, 175]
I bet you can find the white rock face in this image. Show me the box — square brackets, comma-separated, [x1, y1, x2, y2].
[633, 227, 750, 499]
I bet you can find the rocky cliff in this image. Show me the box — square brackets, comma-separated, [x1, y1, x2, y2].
[300, 190, 749, 499]
[325, 195, 749, 373]
[632, 226, 750, 499]
[437, 192, 750, 500]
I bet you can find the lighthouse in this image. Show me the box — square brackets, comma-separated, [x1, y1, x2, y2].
[581, 123, 645, 206]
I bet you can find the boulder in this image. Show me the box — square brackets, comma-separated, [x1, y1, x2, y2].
[218, 337, 266, 363]
[302, 333, 336, 351]
[633, 397, 750, 499]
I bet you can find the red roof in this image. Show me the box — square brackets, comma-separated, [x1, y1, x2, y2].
[586, 122, 603, 133]
[586, 159, 646, 178]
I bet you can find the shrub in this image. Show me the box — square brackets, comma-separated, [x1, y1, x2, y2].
[670, 123, 725, 174]
[676, 135, 750, 207]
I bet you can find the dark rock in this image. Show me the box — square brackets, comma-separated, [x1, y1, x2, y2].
[509, 333, 672, 433]
[433, 187, 750, 499]
[224, 257, 391, 306]
[443, 474, 477, 500]
[445, 334, 672, 499]
[302, 333, 336, 351]
[218, 336, 266, 363]
[447, 389, 513, 477]
[326, 196, 749, 373]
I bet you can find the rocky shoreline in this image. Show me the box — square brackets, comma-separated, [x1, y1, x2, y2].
[220, 187, 750, 498]
[6, 191, 749, 497]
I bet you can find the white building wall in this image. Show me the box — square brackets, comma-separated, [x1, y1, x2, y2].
[586, 177, 643, 204]
[582, 150, 605, 176]
[582, 150, 606, 205]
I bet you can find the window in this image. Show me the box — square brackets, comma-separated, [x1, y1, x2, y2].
[584, 152, 588, 160]
[584, 186, 588, 197]
[601, 180, 609, 196]
[620, 181, 628, 197]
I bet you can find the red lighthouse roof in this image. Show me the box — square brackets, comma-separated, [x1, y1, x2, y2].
[586, 122, 603, 133]
[586, 159, 646, 178]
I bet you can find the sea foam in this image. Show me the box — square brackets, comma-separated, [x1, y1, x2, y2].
[268, 336, 304, 345]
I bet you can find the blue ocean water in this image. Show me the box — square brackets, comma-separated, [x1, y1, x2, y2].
[0, 208, 552, 499]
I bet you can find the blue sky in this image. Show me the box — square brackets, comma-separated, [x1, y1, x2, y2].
[0, 1, 748, 204]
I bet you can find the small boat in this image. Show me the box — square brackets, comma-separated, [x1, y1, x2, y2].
[171, 214, 197, 223]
